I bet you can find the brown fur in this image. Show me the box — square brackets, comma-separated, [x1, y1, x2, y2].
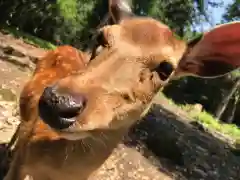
[4, 1, 240, 180]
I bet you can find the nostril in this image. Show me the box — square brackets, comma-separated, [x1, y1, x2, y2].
[38, 86, 87, 130]
[57, 95, 86, 118]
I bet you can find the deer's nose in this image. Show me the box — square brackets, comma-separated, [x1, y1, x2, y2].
[38, 85, 87, 130]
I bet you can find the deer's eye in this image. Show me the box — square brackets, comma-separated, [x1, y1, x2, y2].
[96, 32, 108, 47]
[90, 32, 109, 61]
[153, 61, 174, 81]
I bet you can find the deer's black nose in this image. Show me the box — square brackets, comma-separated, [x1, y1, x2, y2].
[38, 85, 87, 130]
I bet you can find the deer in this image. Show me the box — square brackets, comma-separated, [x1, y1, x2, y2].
[3, 0, 240, 179]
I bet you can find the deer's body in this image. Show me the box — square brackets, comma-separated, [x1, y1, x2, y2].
[4, 1, 240, 180]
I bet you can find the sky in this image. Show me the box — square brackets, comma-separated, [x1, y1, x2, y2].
[197, 0, 234, 31]
[212, 0, 233, 23]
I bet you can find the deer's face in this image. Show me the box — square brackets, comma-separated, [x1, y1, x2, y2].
[38, 0, 240, 140]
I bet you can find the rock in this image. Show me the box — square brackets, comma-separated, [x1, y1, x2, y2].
[2, 45, 26, 57]
[125, 103, 240, 180]
[0, 31, 47, 70]
[0, 94, 20, 144]
[0, 54, 31, 69]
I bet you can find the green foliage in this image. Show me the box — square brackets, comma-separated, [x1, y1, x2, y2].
[231, 69, 240, 78]
[0, 0, 58, 40]
[57, 0, 78, 21]
[0, 0, 100, 48]
[155, 0, 195, 36]
[223, 0, 240, 22]
[133, 0, 221, 37]
[0, 0, 221, 48]
[1, 26, 56, 49]
[187, 32, 203, 42]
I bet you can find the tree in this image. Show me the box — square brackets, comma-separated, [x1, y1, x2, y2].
[141, 0, 222, 38]
[214, 76, 240, 121]
[0, 0, 220, 48]
[0, 0, 99, 48]
[223, 0, 240, 22]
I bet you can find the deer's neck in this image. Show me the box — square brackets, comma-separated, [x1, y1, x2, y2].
[29, 126, 128, 162]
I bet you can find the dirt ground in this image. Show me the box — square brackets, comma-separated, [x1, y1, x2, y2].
[0, 31, 239, 180]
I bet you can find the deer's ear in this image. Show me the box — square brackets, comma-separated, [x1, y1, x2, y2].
[109, 0, 133, 24]
[175, 22, 240, 78]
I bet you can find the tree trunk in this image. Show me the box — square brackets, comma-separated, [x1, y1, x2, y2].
[224, 96, 238, 123]
[214, 78, 240, 120]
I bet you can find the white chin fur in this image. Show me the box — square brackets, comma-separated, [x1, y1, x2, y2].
[61, 132, 91, 140]
[24, 175, 34, 180]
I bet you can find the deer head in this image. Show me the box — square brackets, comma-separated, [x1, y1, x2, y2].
[19, 45, 89, 125]
[38, 0, 239, 140]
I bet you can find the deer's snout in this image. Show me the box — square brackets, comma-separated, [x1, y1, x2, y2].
[38, 85, 87, 130]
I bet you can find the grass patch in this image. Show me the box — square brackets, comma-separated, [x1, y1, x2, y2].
[159, 92, 240, 142]
[1, 26, 56, 50]
[190, 110, 240, 141]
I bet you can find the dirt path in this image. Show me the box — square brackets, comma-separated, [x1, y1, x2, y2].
[0, 30, 45, 144]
